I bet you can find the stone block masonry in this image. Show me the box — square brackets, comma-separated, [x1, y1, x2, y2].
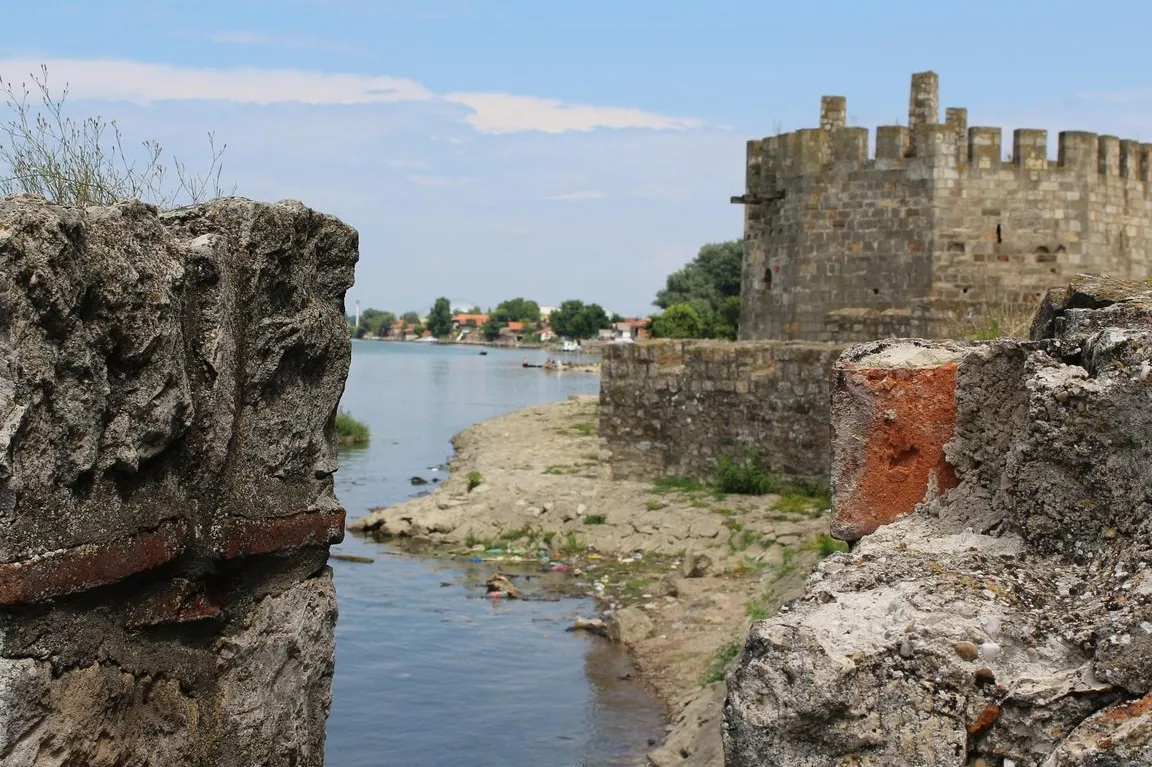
[599, 339, 845, 487]
[738, 71, 1152, 343]
[724, 275, 1152, 765]
[0, 195, 358, 766]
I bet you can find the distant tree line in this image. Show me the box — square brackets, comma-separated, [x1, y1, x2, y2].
[648, 239, 742, 340]
[348, 295, 617, 341]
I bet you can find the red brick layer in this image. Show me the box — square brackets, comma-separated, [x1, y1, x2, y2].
[831, 364, 960, 540]
[0, 519, 189, 606]
[215, 509, 346, 560]
[0, 509, 345, 606]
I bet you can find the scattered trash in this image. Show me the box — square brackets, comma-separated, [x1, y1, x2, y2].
[486, 572, 524, 599]
[409, 476, 428, 486]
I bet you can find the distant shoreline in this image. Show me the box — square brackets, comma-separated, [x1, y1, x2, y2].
[354, 336, 607, 355]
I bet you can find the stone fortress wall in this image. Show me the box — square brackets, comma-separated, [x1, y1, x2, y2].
[601, 71, 1152, 487]
[739, 71, 1152, 342]
[599, 340, 843, 486]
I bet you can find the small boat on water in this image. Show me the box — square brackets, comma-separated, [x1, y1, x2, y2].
[479, 350, 488, 356]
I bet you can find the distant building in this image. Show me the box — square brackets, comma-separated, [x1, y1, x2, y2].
[499, 321, 527, 344]
[611, 318, 650, 342]
[539, 306, 558, 322]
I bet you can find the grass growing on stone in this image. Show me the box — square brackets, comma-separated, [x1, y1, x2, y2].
[645, 499, 668, 511]
[702, 640, 743, 684]
[745, 535, 848, 619]
[716, 455, 776, 495]
[806, 533, 849, 557]
[583, 514, 606, 525]
[335, 409, 370, 446]
[554, 419, 598, 438]
[562, 530, 587, 553]
[466, 471, 484, 491]
[772, 491, 830, 517]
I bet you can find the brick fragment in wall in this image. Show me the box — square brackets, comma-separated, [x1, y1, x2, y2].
[830, 340, 970, 541]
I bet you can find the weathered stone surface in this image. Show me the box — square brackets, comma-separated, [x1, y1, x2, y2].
[0, 195, 356, 765]
[724, 282, 1152, 766]
[0, 195, 355, 594]
[1030, 274, 1152, 341]
[830, 339, 967, 540]
[0, 571, 336, 767]
[214, 572, 338, 767]
[599, 339, 844, 486]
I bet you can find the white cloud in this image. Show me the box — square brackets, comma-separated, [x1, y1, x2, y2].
[0, 57, 704, 135]
[442, 92, 702, 134]
[545, 190, 608, 201]
[406, 175, 474, 187]
[0, 58, 432, 105]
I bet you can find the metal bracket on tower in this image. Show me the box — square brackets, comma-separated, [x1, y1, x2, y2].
[729, 190, 785, 205]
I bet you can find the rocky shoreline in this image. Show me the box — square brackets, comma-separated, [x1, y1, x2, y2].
[347, 394, 842, 766]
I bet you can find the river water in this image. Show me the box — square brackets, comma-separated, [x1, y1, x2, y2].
[324, 340, 666, 767]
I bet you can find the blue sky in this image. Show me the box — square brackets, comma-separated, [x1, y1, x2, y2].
[3, 1, 1152, 316]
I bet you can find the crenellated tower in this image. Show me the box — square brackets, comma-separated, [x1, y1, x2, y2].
[735, 71, 1152, 342]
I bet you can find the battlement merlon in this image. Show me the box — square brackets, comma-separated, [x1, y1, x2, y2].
[908, 71, 939, 133]
[821, 96, 847, 131]
[733, 72, 1152, 199]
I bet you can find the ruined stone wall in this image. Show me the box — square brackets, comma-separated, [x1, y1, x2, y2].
[738, 72, 1152, 343]
[724, 276, 1152, 766]
[0, 195, 357, 766]
[599, 340, 844, 486]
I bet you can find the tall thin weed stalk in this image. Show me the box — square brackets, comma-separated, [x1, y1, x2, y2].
[0, 64, 233, 208]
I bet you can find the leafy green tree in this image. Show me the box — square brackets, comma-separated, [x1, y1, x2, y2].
[354, 308, 395, 338]
[491, 297, 540, 326]
[713, 295, 741, 341]
[481, 317, 503, 341]
[400, 311, 421, 325]
[650, 303, 705, 338]
[550, 300, 611, 340]
[654, 240, 742, 338]
[426, 297, 453, 338]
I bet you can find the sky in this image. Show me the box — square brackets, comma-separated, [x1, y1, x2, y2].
[3, 1, 1152, 317]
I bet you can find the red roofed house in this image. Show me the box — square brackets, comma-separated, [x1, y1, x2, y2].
[611, 318, 650, 343]
[499, 321, 526, 344]
[452, 313, 489, 342]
